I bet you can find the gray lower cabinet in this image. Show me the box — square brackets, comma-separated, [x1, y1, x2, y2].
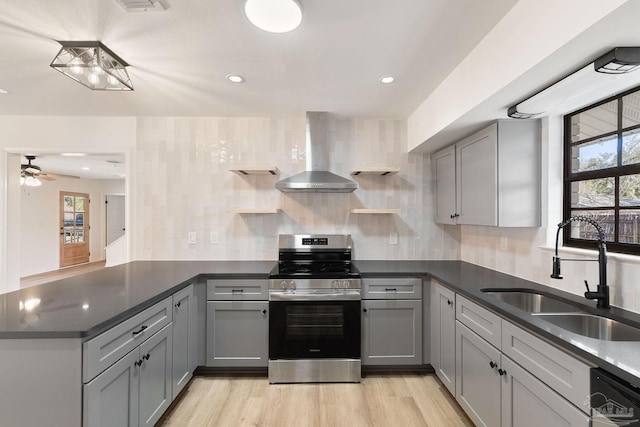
[361, 299, 422, 365]
[172, 284, 197, 400]
[84, 323, 173, 427]
[206, 301, 269, 367]
[430, 280, 456, 395]
[456, 321, 502, 427]
[501, 356, 590, 427]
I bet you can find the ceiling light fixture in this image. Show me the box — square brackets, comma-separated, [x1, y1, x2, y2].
[0, 88, 8, 94]
[244, 0, 302, 33]
[20, 155, 43, 187]
[379, 76, 395, 84]
[226, 74, 245, 83]
[508, 47, 640, 119]
[50, 41, 133, 91]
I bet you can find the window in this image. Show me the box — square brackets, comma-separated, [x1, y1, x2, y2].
[563, 86, 640, 254]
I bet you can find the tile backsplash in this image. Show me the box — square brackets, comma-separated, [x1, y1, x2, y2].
[134, 116, 460, 260]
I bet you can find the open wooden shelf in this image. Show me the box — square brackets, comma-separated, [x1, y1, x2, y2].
[351, 167, 400, 176]
[229, 166, 280, 176]
[230, 208, 281, 214]
[350, 209, 400, 214]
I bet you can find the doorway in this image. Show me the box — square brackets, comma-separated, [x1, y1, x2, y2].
[60, 191, 90, 267]
[106, 195, 126, 245]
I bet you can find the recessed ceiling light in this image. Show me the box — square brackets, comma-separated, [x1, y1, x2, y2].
[244, 0, 302, 33]
[82, 167, 91, 171]
[226, 74, 245, 83]
[379, 76, 395, 84]
[61, 153, 87, 157]
[0, 88, 8, 94]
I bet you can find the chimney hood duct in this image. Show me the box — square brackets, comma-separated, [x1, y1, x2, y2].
[276, 112, 357, 193]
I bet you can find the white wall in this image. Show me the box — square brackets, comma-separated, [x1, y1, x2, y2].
[135, 116, 461, 260]
[20, 177, 125, 277]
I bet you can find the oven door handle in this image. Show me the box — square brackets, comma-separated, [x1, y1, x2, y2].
[269, 291, 362, 301]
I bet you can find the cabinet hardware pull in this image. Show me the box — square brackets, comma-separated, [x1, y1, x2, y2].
[489, 361, 496, 369]
[262, 309, 267, 314]
[143, 353, 150, 361]
[385, 288, 397, 291]
[363, 308, 368, 313]
[132, 325, 147, 336]
[135, 360, 143, 367]
[447, 300, 453, 306]
[175, 301, 181, 308]
[231, 289, 244, 293]
[498, 368, 507, 376]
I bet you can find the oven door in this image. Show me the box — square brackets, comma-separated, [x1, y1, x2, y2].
[269, 300, 361, 360]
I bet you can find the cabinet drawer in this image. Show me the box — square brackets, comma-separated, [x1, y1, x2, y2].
[501, 321, 592, 412]
[83, 297, 173, 382]
[362, 278, 422, 299]
[456, 295, 501, 349]
[206, 279, 268, 301]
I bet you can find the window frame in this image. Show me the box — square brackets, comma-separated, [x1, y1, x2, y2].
[563, 84, 640, 255]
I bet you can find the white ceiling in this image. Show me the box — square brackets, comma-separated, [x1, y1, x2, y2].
[0, 0, 518, 118]
[21, 153, 126, 180]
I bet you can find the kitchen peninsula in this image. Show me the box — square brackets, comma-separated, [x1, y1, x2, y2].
[3, 260, 640, 426]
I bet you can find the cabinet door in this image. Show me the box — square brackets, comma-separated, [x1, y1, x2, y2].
[501, 356, 590, 427]
[362, 299, 422, 365]
[456, 123, 498, 226]
[432, 146, 457, 224]
[139, 323, 173, 427]
[172, 284, 195, 400]
[430, 282, 456, 395]
[206, 301, 269, 367]
[456, 321, 501, 427]
[83, 349, 139, 427]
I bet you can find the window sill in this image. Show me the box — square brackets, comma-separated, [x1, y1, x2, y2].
[539, 245, 640, 265]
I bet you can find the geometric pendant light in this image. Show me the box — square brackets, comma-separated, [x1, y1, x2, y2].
[50, 41, 133, 91]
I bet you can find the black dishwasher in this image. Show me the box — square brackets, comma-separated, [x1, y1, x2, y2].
[591, 368, 640, 426]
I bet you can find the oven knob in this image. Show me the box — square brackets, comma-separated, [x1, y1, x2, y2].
[342, 281, 350, 289]
[289, 281, 296, 290]
[280, 281, 287, 290]
[333, 280, 340, 289]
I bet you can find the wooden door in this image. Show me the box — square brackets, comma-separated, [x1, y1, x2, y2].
[60, 192, 90, 267]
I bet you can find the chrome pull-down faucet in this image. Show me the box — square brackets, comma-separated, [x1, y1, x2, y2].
[550, 216, 609, 309]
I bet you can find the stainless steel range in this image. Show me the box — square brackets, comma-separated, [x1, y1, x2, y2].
[268, 234, 362, 384]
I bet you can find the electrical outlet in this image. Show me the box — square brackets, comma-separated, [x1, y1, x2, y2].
[210, 231, 219, 245]
[500, 236, 508, 251]
[188, 231, 197, 245]
[389, 232, 398, 245]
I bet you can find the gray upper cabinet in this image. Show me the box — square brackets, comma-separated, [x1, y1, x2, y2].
[172, 284, 197, 400]
[431, 145, 457, 224]
[433, 120, 541, 227]
[430, 280, 456, 395]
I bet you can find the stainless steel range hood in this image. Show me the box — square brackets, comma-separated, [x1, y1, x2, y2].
[276, 112, 357, 193]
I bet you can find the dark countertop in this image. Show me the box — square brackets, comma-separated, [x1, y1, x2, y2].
[0, 261, 274, 339]
[3, 259, 640, 387]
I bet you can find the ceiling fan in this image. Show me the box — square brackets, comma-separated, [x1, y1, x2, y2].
[21, 155, 80, 186]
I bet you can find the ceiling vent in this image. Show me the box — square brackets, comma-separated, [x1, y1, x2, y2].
[114, 0, 167, 12]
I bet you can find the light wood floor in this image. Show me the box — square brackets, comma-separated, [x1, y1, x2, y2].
[20, 260, 106, 288]
[158, 374, 472, 427]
